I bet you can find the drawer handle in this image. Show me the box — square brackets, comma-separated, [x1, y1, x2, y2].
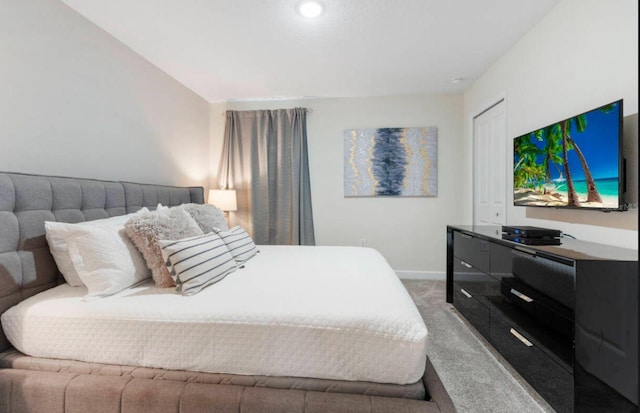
[460, 260, 473, 269]
[510, 288, 534, 303]
[509, 328, 533, 347]
[460, 288, 472, 298]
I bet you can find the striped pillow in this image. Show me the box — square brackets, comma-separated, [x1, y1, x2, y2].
[159, 232, 237, 295]
[216, 226, 258, 263]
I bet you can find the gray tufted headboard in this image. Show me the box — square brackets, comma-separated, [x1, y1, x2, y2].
[0, 172, 204, 351]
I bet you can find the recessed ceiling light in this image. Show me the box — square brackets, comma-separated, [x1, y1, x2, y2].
[298, 1, 323, 18]
[450, 77, 464, 84]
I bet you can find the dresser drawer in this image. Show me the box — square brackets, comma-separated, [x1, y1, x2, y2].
[510, 248, 575, 310]
[500, 276, 573, 343]
[453, 259, 499, 307]
[490, 312, 573, 413]
[453, 231, 490, 273]
[489, 242, 512, 281]
[453, 282, 490, 337]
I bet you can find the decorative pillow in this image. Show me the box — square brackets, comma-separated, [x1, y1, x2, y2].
[45, 208, 149, 287]
[182, 203, 229, 232]
[66, 225, 151, 299]
[159, 232, 237, 296]
[215, 226, 258, 263]
[124, 207, 203, 287]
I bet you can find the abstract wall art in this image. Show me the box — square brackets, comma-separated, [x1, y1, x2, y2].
[344, 127, 438, 197]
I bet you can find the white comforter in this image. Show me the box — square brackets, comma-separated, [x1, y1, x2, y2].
[1, 246, 427, 384]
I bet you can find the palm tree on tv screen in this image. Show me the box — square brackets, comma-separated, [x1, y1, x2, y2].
[537, 125, 563, 188]
[560, 105, 616, 206]
[514, 135, 544, 189]
[560, 120, 580, 207]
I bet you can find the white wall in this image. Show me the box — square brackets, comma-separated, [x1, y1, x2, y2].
[464, 0, 639, 249]
[0, 0, 210, 187]
[211, 95, 464, 275]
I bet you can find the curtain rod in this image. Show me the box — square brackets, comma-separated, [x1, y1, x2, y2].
[220, 108, 313, 116]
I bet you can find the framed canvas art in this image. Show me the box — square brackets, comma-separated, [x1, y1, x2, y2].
[344, 127, 437, 197]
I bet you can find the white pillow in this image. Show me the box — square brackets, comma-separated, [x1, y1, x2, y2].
[66, 225, 151, 299]
[45, 208, 149, 286]
[215, 226, 258, 263]
[159, 232, 237, 296]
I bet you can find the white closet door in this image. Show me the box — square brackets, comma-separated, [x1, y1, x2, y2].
[473, 100, 507, 226]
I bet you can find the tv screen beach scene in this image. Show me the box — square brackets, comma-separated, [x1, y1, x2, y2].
[513, 101, 621, 209]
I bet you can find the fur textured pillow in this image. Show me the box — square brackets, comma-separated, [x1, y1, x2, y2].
[182, 203, 229, 232]
[124, 206, 203, 287]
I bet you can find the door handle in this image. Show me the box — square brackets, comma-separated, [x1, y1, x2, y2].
[460, 260, 473, 269]
[460, 288, 472, 298]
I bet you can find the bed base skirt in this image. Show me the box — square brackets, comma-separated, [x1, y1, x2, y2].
[0, 348, 426, 401]
[0, 357, 454, 413]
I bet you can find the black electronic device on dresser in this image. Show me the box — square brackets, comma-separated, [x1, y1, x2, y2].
[446, 225, 639, 413]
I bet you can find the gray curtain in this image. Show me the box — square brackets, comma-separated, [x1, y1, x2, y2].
[218, 108, 315, 245]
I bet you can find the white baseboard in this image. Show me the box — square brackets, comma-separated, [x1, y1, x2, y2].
[395, 270, 446, 280]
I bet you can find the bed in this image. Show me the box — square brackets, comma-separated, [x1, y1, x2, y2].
[0, 171, 454, 413]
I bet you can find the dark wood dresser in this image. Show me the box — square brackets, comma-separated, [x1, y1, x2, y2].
[446, 225, 639, 412]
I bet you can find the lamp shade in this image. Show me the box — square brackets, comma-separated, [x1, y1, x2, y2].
[208, 189, 237, 211]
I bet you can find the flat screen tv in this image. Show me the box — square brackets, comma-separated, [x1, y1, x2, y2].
[513, 99, 625, 211]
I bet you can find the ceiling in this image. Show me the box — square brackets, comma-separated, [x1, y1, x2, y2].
[60, 0, 560, 103]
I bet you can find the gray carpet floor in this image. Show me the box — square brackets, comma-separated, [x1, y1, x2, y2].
[402, 279, 556, 413]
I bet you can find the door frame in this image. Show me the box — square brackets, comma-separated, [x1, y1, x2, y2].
[469, 92, 509, 226]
